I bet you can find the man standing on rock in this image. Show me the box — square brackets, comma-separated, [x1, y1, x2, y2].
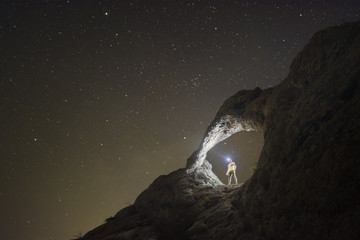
[226, 158, 238, 185]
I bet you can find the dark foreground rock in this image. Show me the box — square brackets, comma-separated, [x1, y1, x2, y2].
[78, 21, 360, 240]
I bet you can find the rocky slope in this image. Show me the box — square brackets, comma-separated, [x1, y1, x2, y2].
[78, 21, 360, 240]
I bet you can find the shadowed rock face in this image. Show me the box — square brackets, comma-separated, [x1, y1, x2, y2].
[79, 22, 360, 240]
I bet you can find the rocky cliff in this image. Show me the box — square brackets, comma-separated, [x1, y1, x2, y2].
[78, 21, 360, 240]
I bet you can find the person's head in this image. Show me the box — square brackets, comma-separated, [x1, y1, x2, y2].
[227, 157, 232, 163]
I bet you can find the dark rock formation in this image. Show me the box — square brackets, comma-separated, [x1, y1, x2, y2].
[78, 21, 360, 240]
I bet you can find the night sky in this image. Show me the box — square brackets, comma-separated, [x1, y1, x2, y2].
[1, 1, 359, 239]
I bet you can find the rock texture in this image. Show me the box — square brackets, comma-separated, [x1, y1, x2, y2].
[78, 22, 360, 240]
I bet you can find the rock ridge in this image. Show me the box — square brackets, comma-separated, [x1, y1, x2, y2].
[79, 21, 360, 240]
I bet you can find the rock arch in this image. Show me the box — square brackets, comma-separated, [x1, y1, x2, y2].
[186, 87, 274, 183]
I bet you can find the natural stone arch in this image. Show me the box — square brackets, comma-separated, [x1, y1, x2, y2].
[185, 87, 273, 184]
[206, 126, 264, 184]
[186, 115, 262, 184]
[189, 115, 259, 170]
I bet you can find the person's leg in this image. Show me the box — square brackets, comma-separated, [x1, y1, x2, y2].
[228, 175, 231, 185]
[234, 174, 238, 185]
[228, 171, 235, 185]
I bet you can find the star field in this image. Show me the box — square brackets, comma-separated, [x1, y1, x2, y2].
[1, 1, 359, 239]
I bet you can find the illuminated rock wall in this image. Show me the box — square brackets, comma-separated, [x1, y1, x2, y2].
[186, 87, 272, 172]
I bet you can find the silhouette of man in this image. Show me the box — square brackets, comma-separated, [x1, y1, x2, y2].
[226, 158, 238, 185]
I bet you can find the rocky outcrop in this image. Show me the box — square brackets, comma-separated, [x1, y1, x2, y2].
[79, 21, 360, 240]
